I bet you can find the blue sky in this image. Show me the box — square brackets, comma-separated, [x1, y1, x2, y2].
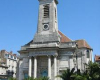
[0, 0, 100, 59]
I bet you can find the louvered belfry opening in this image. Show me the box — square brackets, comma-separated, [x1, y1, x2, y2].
[44, 4, 49, 18]
[55, 9, 56, 18]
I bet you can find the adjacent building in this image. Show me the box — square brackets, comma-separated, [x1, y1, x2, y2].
[0, 50, 18, 78]
[0, 64, 8, 79]
[94, 55, 100, 64]
[18, 0, 93, 80]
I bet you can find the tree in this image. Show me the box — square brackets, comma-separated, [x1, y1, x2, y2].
[57, 68, 75, 80]
[36, 77, 49, 80]
[24, 76, 49, 80]
[57, 62, 100, 80]
[24, 77, 35, 80]
[72, 69, 88, 80]
[8, 77, 17, 80]
[86, 61, 100, 80]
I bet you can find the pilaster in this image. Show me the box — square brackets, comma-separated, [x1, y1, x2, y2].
[34, 56, 37, 78]
[48, 56, 51, 79]
[28, 57, 32, 77]
[54, 56, 57, 80]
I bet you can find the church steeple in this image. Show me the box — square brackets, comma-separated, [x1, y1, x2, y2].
[33, 0, 60, 43]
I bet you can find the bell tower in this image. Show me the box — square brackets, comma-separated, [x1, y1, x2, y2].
[33, 0, 60, 43]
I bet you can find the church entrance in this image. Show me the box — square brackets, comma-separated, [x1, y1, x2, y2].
[37, 56, 48, 78]
[41, 70, 48, 77]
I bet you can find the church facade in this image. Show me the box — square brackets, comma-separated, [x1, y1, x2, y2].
[18, 0, 93, 80]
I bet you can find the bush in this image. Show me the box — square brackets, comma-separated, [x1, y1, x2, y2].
[8, 77, 17, 80]
[24, 76, 49, 80]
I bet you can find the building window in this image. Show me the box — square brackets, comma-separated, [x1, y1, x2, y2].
[5, 54, 7, 56]
[14, 57, 16, 60]
[11, 55, 13, 59]
[8, 54, 10, 58]
[5, 54, 8, 58]
[44, 4, 49, 18]
[5, 54, 9, 58]
[87, 50, 90, 58]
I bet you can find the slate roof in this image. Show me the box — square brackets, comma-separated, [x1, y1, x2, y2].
[95, 55, 100, 61]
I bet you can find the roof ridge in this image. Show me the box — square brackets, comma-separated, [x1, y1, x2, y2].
[95, 55, 100, 56]
[75, 39, 92, 49]
[58, 30, 72, 41]
[75, 39, 86, 41]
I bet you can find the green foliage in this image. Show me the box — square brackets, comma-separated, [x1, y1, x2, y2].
[57, 68, 75, 80]
[8, 77, 17, 80]
[57, 61, 100, 80]
[72, 75, 87, 80]
[72, 69, 88, 80]
[24, 76, 49, 80]
[24, 77, 34, 80]
[36, 76, 49, 80]
[86, 61, 100, 80]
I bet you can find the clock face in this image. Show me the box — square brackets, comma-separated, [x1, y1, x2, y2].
[43, 24, 49, 31]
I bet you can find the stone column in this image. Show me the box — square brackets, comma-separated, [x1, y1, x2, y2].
[48, 56, 51, 79]
[90, 50, 92, 61]
[34, 57, 37, 78]
[28, 57, 32, 77]
[54, 56, 57, 80]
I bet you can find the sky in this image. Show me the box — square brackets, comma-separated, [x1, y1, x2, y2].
[0, 0, 100, 59]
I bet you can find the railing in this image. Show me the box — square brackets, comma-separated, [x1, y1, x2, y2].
[60, 42, 77, 48]
[59, 66, 68, 70]
[21, 42, 77, 50]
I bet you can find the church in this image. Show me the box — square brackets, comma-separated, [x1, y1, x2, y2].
[18, 0, 93, 80]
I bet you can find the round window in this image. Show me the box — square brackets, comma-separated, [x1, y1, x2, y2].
[44, 24, 49, 30]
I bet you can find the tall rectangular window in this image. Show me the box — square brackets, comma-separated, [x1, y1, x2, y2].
[11, 55, 13, 59]
[87, 50, 90, 58]
[44, 4, 49, 18]
[14, 57, 16, 60]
